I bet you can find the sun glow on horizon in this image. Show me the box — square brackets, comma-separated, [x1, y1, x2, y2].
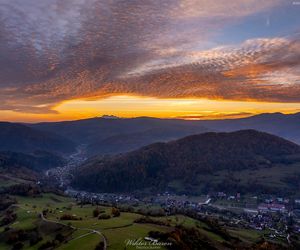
[1, 95, 300, 123]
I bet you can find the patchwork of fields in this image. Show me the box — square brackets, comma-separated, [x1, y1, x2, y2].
[0, 192, 291, 250]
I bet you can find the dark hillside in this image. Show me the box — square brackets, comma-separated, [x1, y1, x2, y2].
[73, 130, 300, 193]
[0, 122, 75, 155]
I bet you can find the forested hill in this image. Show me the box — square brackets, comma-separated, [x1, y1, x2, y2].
[0, 122, 76, 155]
[72, 130, 300, 194]
[0, 151, 65, 172]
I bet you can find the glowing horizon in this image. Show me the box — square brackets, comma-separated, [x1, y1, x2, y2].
[0, 1, 299, 122]
[1, 95, 300, 123]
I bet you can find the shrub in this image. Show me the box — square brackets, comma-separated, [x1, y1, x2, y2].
[12, 242, 24, 250]
[38, 241, 56, 250]
[98, 214, 111, 220]
[134, 216, 170, 226]
[111, 207, 120, 217]
[60, 214, 78, 220]
[95, 241, 105, 250]
[93, 208, 100, 217]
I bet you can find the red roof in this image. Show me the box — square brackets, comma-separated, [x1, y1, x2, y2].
[258, 203, 285, 210]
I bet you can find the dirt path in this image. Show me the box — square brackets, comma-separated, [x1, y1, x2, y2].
[40, 212, 108, 249]
[9, 204, 108, 250]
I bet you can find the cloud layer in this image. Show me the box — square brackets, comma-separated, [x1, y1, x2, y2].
[0, 0, 299, 114]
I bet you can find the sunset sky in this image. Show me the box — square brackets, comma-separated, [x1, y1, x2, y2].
[0, 0, 300, 122]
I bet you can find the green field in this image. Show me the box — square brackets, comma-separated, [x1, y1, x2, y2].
[0, 194, 176, 250]
[0, 174, 32, 188]
[0, 193, 289, 250]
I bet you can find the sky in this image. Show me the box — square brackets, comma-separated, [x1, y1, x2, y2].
[0, 0, 300, 122]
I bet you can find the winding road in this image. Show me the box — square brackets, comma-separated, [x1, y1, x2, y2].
[9, 204, 107, 250]
[40, 212, 107, 250]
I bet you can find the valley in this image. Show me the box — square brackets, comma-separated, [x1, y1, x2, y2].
[2, 191, 299, 250]
[2, 115, 300, 249]
[2, 2, 300, 249]
[45, 145, 88, 188]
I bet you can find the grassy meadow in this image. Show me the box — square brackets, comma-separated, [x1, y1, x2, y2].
[0, 193, 280, 250]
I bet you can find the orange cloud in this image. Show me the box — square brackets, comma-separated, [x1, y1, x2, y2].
[0, 0, 299, 116]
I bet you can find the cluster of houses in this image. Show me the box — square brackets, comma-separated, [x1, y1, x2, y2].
[246, 212, 287, 231]
[63, 188, 300, 239]
[258, 203, 286, 213]
[65, 189, 139, 205]
[256, 197, 300, 213]
[160, 198, 200, 211]
[215, 192, 241, 200]
[150, 192, 211, 211]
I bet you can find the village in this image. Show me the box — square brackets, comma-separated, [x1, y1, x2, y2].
[64, 188, 300, 242]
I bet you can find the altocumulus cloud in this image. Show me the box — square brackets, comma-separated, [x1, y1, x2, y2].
[0, 0, 299, 114]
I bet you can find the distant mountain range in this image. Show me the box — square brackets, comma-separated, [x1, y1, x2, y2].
[198, 112, 300, 145]
[86, 124, 210, 156]
[29, 117, 208, 156]
[71, 130, 300, 195]
[27, 112, 300, 156]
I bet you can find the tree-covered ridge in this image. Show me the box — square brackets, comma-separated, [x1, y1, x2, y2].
[0, 122, 76, 155]
[72, 130, 300, 193]
[0, 151, 65, 172]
